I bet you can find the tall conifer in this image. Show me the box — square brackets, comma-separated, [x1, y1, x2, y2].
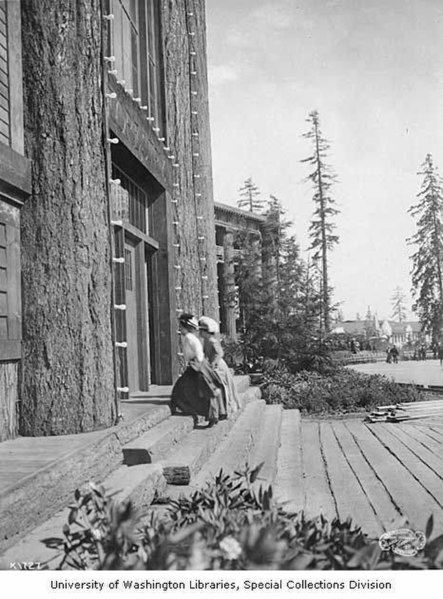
[408, 154, 443, 340]
[302, 110, 339, 333]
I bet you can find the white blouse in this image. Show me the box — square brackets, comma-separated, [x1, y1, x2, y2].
[182, 332, 204, 365]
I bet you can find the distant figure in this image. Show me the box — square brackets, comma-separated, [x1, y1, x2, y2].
[420, 344, 427, 361]
[391, 345, 399, 364]
[438, 344, 443, 367]
[350, 339, 358, 354]
[386, 348, 392, 364]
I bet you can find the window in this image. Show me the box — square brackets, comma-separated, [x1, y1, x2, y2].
[145, 0, 163, 129]
[113, 0, 140, 98]
[112, 164, 148, 233]
[111, 0, 164, 135]
[0, 1, 10, 146]
[0, 198, 20, 359]
[124, 248, 133, 290]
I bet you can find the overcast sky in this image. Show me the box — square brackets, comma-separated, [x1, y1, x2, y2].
[206, 0, 443, 321]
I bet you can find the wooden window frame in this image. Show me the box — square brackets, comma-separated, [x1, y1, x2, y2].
[112, 163, 149, 234]
[0, 196, 21, 360]
[110, 0, 165, 137]
[111, 0, 141, 98]
[0, 1, 10, 147]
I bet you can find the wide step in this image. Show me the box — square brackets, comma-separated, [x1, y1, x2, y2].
[248, 404, 283, 490]
[0, 463, 166, 567]
[123, 415, 194, 465]
[191, 399, 267, 487]
[162, 389, 262, 485]
[274, 410, 303, 511]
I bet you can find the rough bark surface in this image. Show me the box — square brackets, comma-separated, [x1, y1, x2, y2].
[0, 362, 18, 441]
[162, 0, 218, 320]
[20, 0, 115, 435]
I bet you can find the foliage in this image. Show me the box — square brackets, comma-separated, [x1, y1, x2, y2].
[261, 365, 421, 415]
[233, 196, 324, 372]
[408, 154, 443, 341]
[391, 287, 408, 323]
[45, 468, 443, 571]
[237, 178, 265, 213]
[302, 110, 340, 333]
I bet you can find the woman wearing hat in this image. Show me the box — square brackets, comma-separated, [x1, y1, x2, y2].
[170, 313, 223, 427]
[198, 316, 241, 415]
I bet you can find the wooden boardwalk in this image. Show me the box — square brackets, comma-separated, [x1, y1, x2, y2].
[279, 416, 443, 539]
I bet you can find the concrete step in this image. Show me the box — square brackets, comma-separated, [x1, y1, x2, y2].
[274, 410, 304, 512]
[248, 404, 283, 491]
[0, 463, 166, 568]
[162, 387, 262, 485]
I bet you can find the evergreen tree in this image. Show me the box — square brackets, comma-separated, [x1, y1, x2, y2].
[408, 154, 443, 340]
[237, 178, 265, 213]
[391, 287, 407, 323]
[302, 110, 340, 334]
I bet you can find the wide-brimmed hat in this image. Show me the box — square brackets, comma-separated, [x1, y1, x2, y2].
[198, 316, 219, 334]
[179, 313, 199, 330]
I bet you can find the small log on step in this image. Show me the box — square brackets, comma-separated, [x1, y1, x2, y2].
[163, 465, 192, 485]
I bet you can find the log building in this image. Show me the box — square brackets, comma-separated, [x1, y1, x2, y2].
[0, 0, 218, 440]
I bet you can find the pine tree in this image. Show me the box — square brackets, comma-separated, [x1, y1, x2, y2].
[237, 178, 265, 213]
[408, 154, 443, 340]
[391, 287, 407, 323]
[302, 110, 340, 333]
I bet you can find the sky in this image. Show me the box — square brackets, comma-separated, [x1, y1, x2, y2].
[205, 0, 443, 321]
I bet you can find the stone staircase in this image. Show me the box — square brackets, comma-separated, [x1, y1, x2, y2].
[2, 375, 293, 566]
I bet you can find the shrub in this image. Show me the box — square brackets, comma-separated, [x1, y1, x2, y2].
[43, 467, 443, 570]
[261, 365, 421, 415]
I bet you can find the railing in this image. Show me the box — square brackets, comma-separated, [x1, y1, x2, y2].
[332, 351, 388, 365]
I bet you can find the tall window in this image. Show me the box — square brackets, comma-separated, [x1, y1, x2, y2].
[0, 199, 20, 358]
[111, 0, 164, 136]
[145, 0, 163, 129]
[113, 0, 140, 99]
[112, 164, 148, 234]
[0, 1, 10, 146]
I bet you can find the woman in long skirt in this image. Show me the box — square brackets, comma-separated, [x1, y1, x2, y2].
[170, 313, 224, 426]
[198, 316, 241, 415]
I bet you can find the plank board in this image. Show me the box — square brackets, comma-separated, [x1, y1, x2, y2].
[301, 422, 337, 520]
[386, 424, 443, 477]
[330, 421, 401, 531]
[274, 410, 304, 512]
[345, 420, 443, 531]
[369, 424, 443, 511]
[319, 422, 382, 537]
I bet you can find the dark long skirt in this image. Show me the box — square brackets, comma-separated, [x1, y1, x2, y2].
[170, 363, 227, 421]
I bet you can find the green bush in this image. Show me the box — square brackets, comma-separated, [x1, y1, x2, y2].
[43, 467, 443, 570]
[261, 365, 421, 415]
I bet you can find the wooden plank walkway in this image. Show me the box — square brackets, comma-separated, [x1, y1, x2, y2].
[277, 415, 443, 539]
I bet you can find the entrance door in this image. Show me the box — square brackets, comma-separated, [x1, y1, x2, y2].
[124, 241, 140, 393]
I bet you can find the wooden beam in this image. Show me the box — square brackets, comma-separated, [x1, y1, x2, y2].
[0, 143, 31, 200]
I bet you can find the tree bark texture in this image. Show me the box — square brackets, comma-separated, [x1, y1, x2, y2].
[0, 362, 18, 441]
[162, 0, 218, 320]
[20, 0, 116, 435]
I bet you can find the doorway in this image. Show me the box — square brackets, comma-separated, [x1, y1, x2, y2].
[124, 240, 141, 393]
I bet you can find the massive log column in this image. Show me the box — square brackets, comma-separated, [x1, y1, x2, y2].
[222, 229, 237, 340]
[19, 0, 116, 435]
